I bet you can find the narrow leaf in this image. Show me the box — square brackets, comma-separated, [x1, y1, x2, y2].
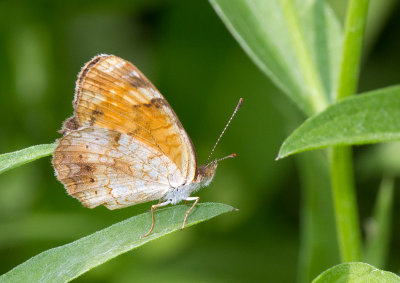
[364, 176, 394, 268]
[312, 262, 400, 283]
[0, 144, 56, 175]
[278, 85, 400, 159]
[210, 0, 342, 115]
[0, 203, 235, 282]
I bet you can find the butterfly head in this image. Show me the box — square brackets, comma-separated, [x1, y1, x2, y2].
[197, 153, 236, 187]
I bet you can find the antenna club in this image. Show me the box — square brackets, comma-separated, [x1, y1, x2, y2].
[238, 98, 243, 108]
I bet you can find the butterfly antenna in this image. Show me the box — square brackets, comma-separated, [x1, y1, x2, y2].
[206, 98, 243, 164]
[214, 153, 237, 163]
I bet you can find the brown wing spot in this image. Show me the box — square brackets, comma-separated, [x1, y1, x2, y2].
[129, 76, 149, 88]
[92, 109, 104, 116]
[130, 98, 165, 110]
[79, 154, 83, 159]
[80, 164, 95, 174]
[151, 98, 166, 108]
[133, 102, 153, 108]
[113, 132, 122, 143]
[89, 116, 96, 126]
[90, 177, 95, 183]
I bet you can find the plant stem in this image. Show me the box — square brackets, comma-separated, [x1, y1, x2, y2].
[336, 0, 370, 99]
[279, 0, 328, 114]
[331, 0, 369, 262]
[331, 146, 361, 261]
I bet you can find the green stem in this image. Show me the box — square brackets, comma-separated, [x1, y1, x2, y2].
[331, 0, 369, 262]
[279, 0, 328, 114]
[330, 146, 361, 261]
[337, 0, 370, 99]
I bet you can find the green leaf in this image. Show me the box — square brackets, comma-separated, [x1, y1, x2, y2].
[210, 0, 342, 115]
[364, 176, 394, 268]
[0, 144, 56, 175]
[278, 85, 400, 159]
[0, 203, 235, 282]
[312, 262, 400, 283]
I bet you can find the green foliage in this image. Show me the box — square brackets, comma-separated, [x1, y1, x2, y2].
[312, 262, 400, 283]
[0, 203, 234, 282]
[296, 152, 338, 282]
[212, 0, 398, 280]
[0, 140, 235, 280]
[1, 0, 399, 281]
[364, 177, 394, 268]
[278, 86, 400, 159]
[210, 0, 342, 115]
[0, 144, 55, 175]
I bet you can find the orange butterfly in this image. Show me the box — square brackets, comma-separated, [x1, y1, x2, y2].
[52, 55, 242, 237]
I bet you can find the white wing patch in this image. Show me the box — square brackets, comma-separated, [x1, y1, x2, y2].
[53, 127, 185, 209]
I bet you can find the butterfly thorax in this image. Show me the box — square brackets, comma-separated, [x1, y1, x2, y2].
[162, 163, 217, 205]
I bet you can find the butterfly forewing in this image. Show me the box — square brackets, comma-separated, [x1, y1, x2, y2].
[52, 55, 197, 209]
[73, 55, 196, 181]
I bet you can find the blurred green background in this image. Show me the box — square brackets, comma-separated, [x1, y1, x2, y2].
[0, 0, 400, 282]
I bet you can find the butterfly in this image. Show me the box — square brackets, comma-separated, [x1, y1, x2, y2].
[52, 54, 242, 237]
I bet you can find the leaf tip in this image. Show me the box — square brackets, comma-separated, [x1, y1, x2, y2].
[276, 146, 292, 160]
[275, 150, 286, 160]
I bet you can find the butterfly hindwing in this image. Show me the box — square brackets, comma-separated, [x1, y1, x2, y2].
[53, 127, 182, 209]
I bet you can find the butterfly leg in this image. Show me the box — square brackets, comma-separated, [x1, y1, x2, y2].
[182, 197, 200, 230]
[141, 200, 171, 238]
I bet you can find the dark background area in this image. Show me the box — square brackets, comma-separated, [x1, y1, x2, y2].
[0, 1, 399, 281]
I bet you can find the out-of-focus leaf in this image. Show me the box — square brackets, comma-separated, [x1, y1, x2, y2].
[0, 203, 235, 282]
[0, 144, 55, 175]
[364, 177, 394, 268]
[278, 86, 400, 159]
[210, 0, 342, 115]
[297, 152, 339, 283]
[312, 262, 400, 282]
[364, 0, 397, 53]
[357, 142, 400, 178]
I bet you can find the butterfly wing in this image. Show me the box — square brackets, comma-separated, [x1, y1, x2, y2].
[53, 127, 183, 209]
[53, 55, 197, 209]
[63, 54, 196, 183]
